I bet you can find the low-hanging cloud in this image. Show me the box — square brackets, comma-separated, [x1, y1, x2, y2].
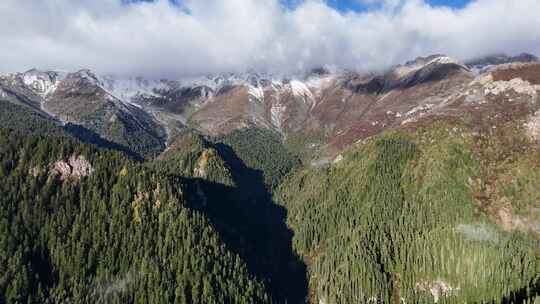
[0, 0, 539, 78]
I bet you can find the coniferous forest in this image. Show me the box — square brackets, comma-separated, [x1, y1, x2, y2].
[277, 125, 539, 303]
[0, 101, 539, 304]
[0, 129, 271, 303]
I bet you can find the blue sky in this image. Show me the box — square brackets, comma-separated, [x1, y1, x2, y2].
[426, 0, 470, 8]
[132, 0, 473, 12]
[336, 0, 470, 11]
[281, 0, 472, 11]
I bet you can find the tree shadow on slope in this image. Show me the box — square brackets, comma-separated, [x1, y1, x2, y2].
[497, 280, 540, 304]
[0, 100, 145, 161]
[182, 143, 308, 303]
[64, 123, 143, 161]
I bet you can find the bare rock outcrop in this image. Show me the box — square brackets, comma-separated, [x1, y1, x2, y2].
[526, 110, 540, 142]
[415, 279, 459, 303]
[497, 205, 540, 236]
[50, 155, 94, 181]
[471, 74, 540, 99]
[193, 149, 213, 178]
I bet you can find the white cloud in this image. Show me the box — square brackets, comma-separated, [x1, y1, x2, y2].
[0, 0, 539, 78]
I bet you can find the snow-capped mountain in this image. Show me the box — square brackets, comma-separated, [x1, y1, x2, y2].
[0, 69, 167, 158]
[1, 53, 538, 159]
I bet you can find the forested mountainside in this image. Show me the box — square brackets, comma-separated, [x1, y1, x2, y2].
[278, 120, 540, 303]
[1, 54, 540, 304]
[153, 128, 307, 303]
[0, 115, 271, 303]
[0, 101, 305, 303]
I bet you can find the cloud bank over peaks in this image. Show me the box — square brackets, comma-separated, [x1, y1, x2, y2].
[0, 0, 539, 78]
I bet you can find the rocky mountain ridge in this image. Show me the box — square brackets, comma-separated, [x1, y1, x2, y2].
[1, 53, 538, 159]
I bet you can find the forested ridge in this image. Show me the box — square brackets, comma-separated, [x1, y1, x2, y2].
[0, 127, 272, 303]
[1, 99, 539, 304]
[212, 128, 301, 191]
[153, 128, 308, 303]
[0, 101, 307, 303]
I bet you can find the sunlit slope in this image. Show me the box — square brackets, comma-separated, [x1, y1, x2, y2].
[278, 122, 539, 304]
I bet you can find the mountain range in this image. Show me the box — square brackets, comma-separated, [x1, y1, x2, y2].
[1, 52, 539, 304]
[1, 53, 537, 160]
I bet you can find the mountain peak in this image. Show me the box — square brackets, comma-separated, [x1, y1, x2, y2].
[390, 54, 467, 80]
[403, 54, 449, 66]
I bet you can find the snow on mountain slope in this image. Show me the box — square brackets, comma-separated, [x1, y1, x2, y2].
[392, 55, 469, 79]
[0, 69, 65, 99]
[102, 76, 169, 104]
[248, 85, 265, 103]
[2, 52, 538, 159]
[305, 73, 338, 96]
[94, 71, 342, 136]
[289, 80, 315, 102]
[21, 69, 65, 97]
[91, 70, 339, 109]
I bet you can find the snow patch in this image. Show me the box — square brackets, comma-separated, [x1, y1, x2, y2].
[179, 71, 278, 94]
[290, 80, 314, 101]
[271, 80, 283, 91]
[65, 71, 141, 110]
[305, 74, 335, 96]
[21, 70, 64, 97]
[102, 76, 168, 105]
[289, 80, 317, 110]
[248, 85, 264, 103]
[429, 56, 460, 66]
[180, 75, 231, 92]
